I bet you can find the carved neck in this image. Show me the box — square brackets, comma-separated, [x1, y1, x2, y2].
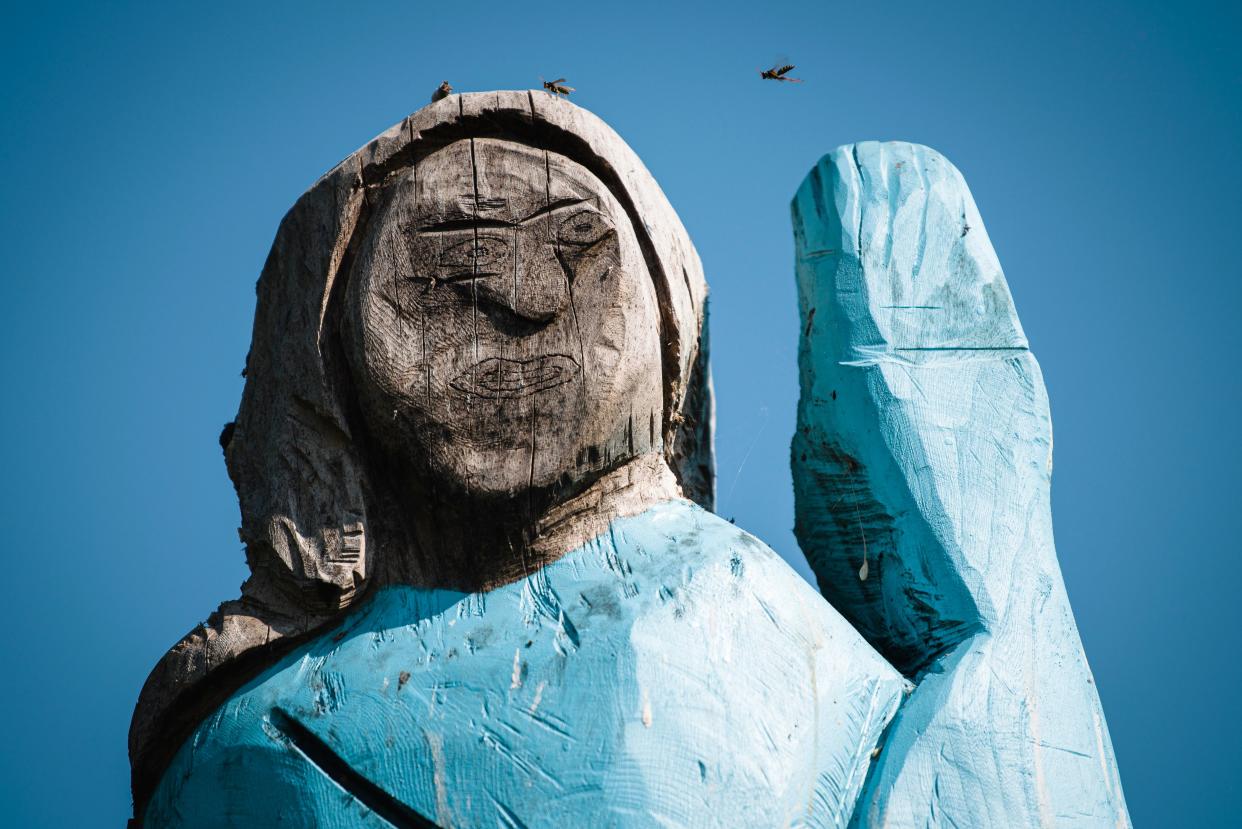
[380, 454, 683, 592]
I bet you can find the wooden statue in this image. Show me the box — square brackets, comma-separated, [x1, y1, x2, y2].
[130, 94, 1129, 827]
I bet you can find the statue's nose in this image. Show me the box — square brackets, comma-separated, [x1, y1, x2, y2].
[472, 242, 568, 324]
[515, 244, 571, 322]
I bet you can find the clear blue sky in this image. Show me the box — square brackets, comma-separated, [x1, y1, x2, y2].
[1, 1, 1237, 824]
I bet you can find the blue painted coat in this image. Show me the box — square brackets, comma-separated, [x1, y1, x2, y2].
[147, 503, 906, 828]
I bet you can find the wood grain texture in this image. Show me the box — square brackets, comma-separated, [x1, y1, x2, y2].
[792, 141, 1131, 827]
[129, 92, 715, 816]
[132, 100, 1131, 829]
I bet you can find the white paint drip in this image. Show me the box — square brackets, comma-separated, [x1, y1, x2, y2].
[510, 648, 523, 690]
[529, 681, 546, 714]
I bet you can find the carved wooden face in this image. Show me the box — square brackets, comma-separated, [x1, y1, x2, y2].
[344, 138, 664, 498]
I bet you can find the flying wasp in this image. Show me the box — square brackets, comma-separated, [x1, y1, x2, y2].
[759, 64, 803, 83]
[541, 77, 575, 97]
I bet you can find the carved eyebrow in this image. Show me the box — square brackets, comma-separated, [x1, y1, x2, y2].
[520, 196, 592, 223]
[416, 198, 591, 234]
[416, 217, 508, 233]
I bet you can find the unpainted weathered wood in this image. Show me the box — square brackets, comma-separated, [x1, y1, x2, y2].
[342, 135, 666, 584]
[129, 91, 715, 816]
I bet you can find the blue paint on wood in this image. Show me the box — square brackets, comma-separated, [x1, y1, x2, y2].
[146, 140, 1130, 827]
[147, 502, 906, 828]
[792, 141, 1131, 826]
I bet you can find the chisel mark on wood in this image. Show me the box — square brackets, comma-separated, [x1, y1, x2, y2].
[269, 707, 441, 828]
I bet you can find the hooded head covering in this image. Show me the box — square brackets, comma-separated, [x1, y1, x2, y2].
[229, 91, 714, 612]
[132, 92, 714, 812]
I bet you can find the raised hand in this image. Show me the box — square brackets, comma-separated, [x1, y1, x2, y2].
[791, 142, 1130, 827]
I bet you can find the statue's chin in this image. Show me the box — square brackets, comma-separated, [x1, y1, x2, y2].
[416, 443, 628, 507]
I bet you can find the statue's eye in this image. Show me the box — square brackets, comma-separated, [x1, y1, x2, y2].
[558, 210, 612, 247]
[439, 236, 510, 270]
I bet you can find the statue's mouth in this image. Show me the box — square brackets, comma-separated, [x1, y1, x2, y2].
[450, 354, 579, 399]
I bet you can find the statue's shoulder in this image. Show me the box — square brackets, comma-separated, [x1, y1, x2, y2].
[609, 498, 847, 626]
[612, 499, 901, 670]
[129, 594, 336, 812]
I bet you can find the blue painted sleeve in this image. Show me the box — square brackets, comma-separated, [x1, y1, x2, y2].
[791, 142, 1130, 827]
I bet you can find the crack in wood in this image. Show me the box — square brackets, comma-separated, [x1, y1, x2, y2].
[542, 148, 590, 406]
[269, 708, 441, 828]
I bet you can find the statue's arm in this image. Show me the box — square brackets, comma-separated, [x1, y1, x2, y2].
[791, 142, 1130, 827]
